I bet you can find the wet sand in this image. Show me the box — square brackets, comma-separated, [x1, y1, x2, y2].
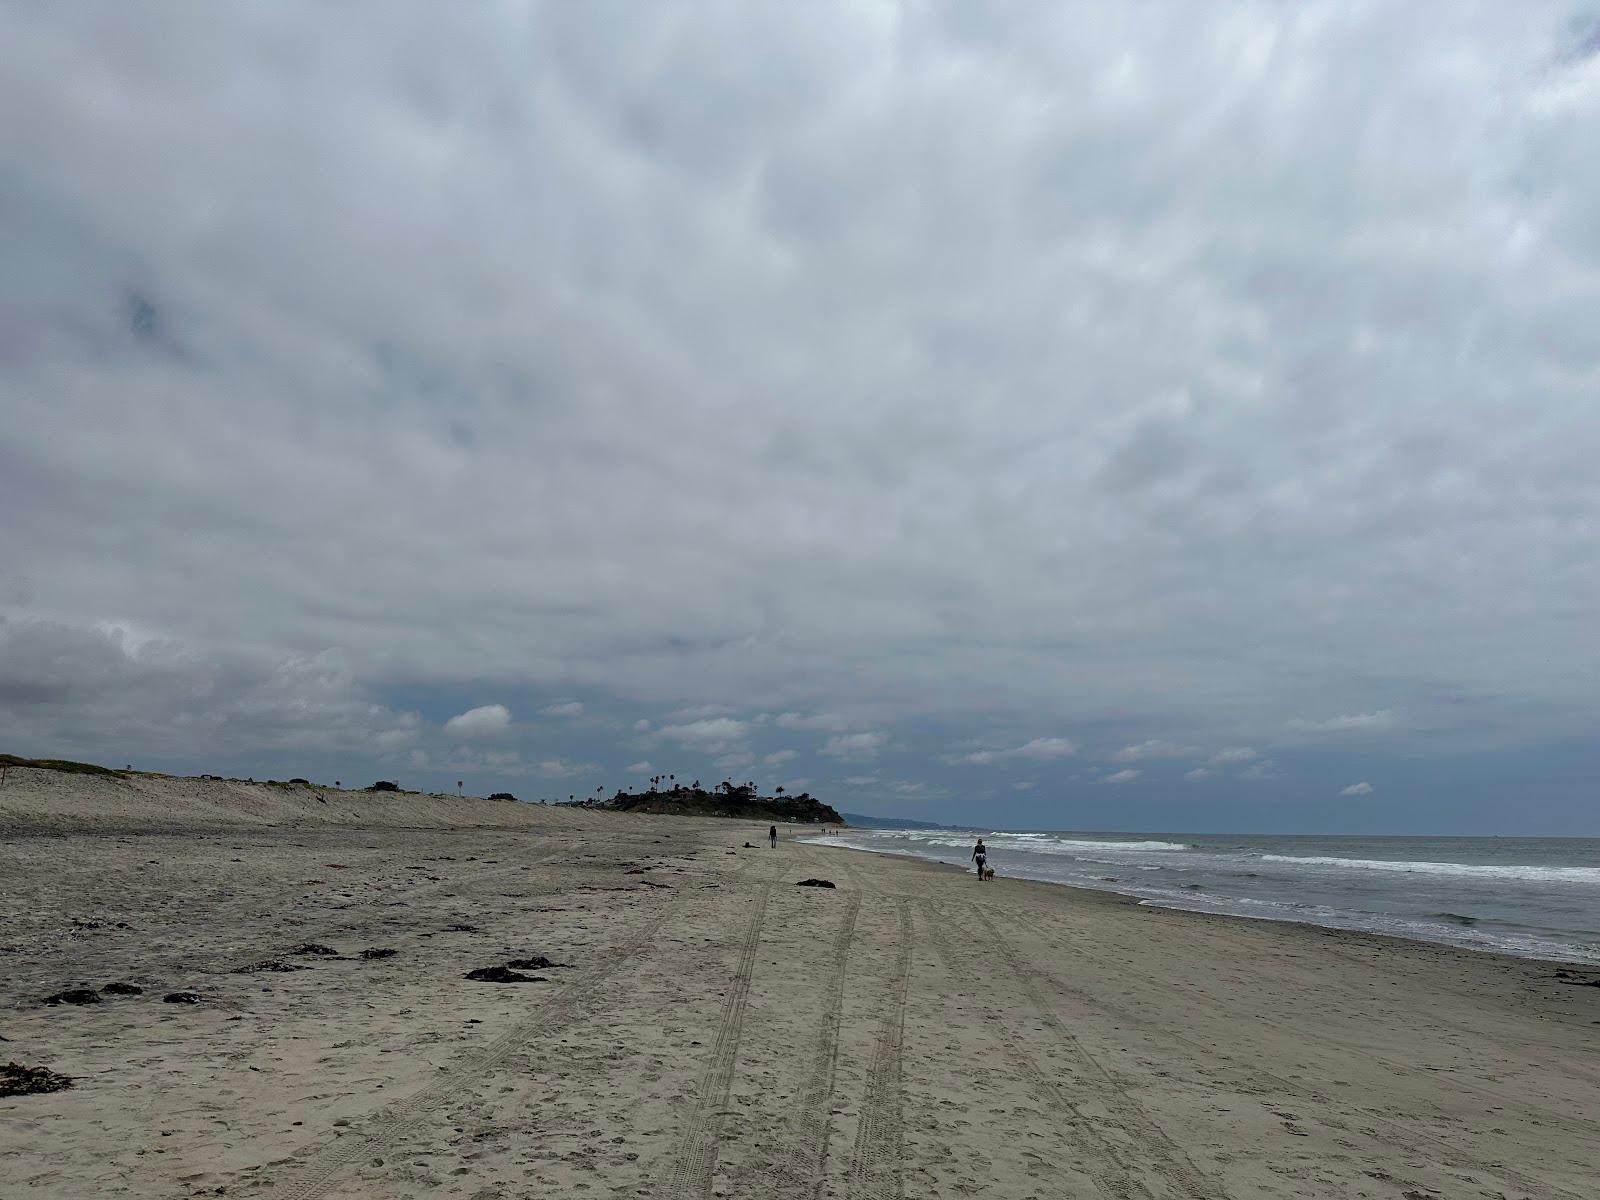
[2, 769, 1598, 1198]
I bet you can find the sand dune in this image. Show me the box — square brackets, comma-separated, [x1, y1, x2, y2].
[0, 764, 616, 835]
[2, 771, 1597, 1197]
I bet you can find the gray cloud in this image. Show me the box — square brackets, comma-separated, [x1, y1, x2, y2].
[656, 717, 749, 751]
[1238, 759, 1281, 782]
[1111, 740, 1198, 763]
[3, 3, 1598, 828]
[1289, 712, 1397, 734]
[444, 705, 512, 739]
[820, 732, 888, 762]
[956, 737, 1078, 765]
[536, 759, 595, 781]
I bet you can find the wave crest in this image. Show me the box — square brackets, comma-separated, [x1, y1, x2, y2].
[1259, 855, 1600, 884]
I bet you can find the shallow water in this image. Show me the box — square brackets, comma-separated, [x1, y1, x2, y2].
[817, 828, 1600, 963]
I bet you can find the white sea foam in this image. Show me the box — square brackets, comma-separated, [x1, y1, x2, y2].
[857, 830, 1192, 854]
[1257, 855, 1600, 884]
[1047, 838, 1193, 852]
[981, 837, 1193, 855]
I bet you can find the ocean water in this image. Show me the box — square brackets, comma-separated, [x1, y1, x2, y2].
[816, 828, 1600, 963]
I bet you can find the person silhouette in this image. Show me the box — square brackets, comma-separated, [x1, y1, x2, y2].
[768, 824, 778, 848]
[971, 837, 988, 881]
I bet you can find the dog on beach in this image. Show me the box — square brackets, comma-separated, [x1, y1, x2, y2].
[981, 865, 996, 880]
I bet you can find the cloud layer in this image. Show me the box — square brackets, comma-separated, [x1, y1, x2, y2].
[3, 3, 1598, 831]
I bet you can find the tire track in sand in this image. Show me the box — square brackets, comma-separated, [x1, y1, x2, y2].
[768, 891, 861, 1199]
[924, 903, 1148, 1200]
[964, 903, 1230, 1200]
[1007, 903, 1600, 1106]
[273, 891, 677, 1200]
[927, 901, 1230, 1199]
[1000, 905, 1590, 1200]
[846, 898, 911, 1200]
[664, 881, 774, 1199]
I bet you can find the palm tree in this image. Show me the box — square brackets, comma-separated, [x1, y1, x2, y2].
[775, 785, 785, 796]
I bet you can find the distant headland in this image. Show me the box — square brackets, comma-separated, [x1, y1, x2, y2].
[587, 779, 844, 824]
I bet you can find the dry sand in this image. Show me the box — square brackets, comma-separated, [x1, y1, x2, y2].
[2, 767, 1597, 1198]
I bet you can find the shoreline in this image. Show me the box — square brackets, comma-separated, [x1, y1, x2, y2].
[814, 838, 1600, 980]
[809, 831, 1600, 967]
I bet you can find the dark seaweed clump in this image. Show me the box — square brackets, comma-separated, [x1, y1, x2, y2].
[506, 955, 565, 970]
[44, 988, 100, 1006]
[1, 1062, 74, 1097]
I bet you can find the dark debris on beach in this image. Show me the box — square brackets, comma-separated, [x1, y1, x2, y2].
[1555, 969, 1600, 987]
[506, 955, 565, 970]
[44, 988, 100, 1006]
[1, 1062, 74, 1097]
[465, 965, 545, 983]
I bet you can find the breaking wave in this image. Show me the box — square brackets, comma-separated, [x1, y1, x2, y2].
[1258, 855, 1600, 884]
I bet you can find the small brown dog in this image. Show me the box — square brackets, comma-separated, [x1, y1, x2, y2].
[981, 865, 996, 881]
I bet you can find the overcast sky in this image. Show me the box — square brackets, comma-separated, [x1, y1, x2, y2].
[3, 2, 1598, 833]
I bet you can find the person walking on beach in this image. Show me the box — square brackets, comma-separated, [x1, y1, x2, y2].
[768, 824, 778, 848]
[971, 837, 988, 880]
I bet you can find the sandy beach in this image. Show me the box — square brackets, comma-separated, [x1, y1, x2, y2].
[3, 769, 1598, 1199]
